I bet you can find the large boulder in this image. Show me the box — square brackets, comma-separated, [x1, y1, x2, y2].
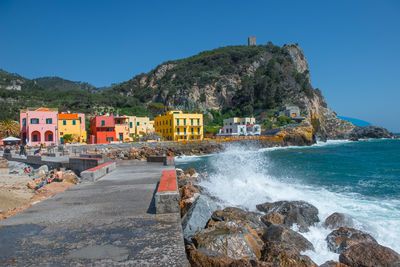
[38, 165, 49, 173]
[326, 227, 377, 254]
[261, 211, 285, 227]
[261, 224, 314, 252]
[261, 241, 317, 267]
[256, 200, 319, 232]
[208, 207, 265, 235]
[192, 221, 264, 260]
[179, 184, 200, 217]
[339, 242, 400, 267]
[182, 195, 219, 241]
[323, 212, 354, 229]
[319, 260, 348, 267]
[187, 247, 273, 267]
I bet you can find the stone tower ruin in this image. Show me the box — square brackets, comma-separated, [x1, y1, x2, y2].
[248, 36, 256, 46]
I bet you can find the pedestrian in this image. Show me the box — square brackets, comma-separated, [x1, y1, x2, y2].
[34, 147, 41, 155]
[54, 167, 63, 182]
[19, 144, 26, 156]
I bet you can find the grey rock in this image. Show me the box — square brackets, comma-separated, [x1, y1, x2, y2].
[261, 224, 314, 252]
[324, 212, 354, 229]
[326, 227, 377, 254]
[182, 195, 218, 241]
[256, 200, 319, 232]
[38, 165, 49, 173]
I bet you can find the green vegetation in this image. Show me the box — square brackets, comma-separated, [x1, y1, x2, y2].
[0, 42, 316, 123]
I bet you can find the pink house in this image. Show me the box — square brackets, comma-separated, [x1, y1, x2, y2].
[20, 108, 59, 146]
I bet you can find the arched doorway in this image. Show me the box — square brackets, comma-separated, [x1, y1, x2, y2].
[44, 131, 54, 142]
[31, 131, 41, 143]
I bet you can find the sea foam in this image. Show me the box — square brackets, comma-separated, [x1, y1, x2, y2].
[177, 143, 400, 265]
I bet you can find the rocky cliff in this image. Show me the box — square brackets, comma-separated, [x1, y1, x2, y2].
[113, 43, 355, 139]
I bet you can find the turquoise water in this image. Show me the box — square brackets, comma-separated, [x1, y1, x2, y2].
[175, 139, 400, 264]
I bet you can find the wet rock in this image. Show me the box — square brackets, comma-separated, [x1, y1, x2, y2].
[326, 227, 377, 253]
[319, 260, 348, 267]
[256, 200, 319, 232]
[339, 242, 400, 267]
[208, 207, 265, 235]
[179, 185, 200, 217]
[192, 221, 264, 260]
[182, 195, 218, 241]
[261, 211, 285, 227]
[261, 224, 314, 252]
[185, 168, 197, 176]
[323, 212, 354, 229]
[178, 177, 195, 188]
[187, 247, 272, 267]
[261, 241, 317, 267]
[348, 126, 397, 140]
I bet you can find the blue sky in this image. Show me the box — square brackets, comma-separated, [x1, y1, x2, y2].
[1, 0, 399, 131]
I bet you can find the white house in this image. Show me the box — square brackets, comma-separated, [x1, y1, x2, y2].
[217, 124, 261, 136]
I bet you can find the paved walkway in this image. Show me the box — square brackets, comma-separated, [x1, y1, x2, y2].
[0, 161, 188, 266]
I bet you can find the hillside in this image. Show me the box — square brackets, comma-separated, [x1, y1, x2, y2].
[0, 42, 355, 139]
[33, 77, 99, 93]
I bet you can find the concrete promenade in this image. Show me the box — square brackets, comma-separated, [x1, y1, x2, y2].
[0, 161, 188, 266]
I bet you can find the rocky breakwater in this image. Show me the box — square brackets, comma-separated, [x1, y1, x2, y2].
[104, 144, 222, 161]
[176, 168, 400, 266]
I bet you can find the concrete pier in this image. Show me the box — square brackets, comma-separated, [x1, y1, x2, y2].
[0, 161, 188, 266]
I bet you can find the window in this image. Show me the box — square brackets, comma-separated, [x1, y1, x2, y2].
[198, 128, 200, 134]
[197, 119, 200, 125]
[45, 118, 52, 124]
[177, 128, 180, 135]
[60, 132, 63, 136]
[177, 119, 179, 126]
[47, 134, 53, 141]
[137, 122, 140, 126]
[170, 119, 171, 125]
[63, 120, 67, 125]
[184, 128, 186, 134]
[72, 120, 76, 125]
[22, 119, 26, 126]
[130, 122, 133, 128]
[32, 134, 38, 141]
[31, 118, 39, 124]
[101, 120, 105, 126]
[191, 128, 194, 134]
[184, 119, 186, 125]
[106, 137, 113, 142]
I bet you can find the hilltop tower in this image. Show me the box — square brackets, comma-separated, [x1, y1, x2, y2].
[248, 36, 256, 46]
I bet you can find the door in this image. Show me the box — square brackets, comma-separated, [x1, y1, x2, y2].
[119, 133, 123, 141]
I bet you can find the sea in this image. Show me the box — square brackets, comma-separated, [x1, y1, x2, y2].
[175, 138, 400, 265]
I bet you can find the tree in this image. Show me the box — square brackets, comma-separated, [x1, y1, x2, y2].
[0, 119, 19, 138]
[63, 134, 73, 143]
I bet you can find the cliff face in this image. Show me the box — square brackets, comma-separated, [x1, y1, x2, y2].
[114, 43, 354, 139]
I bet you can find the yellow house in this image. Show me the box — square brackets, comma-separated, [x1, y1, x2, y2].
[58, 113, 87, 143]
[126, 116, 155, 139]
[114, 116, 130, 142]
[154, 111, 203, 141]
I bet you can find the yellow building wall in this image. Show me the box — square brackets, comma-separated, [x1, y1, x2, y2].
[58, 119, 87, 143]
[154, 111, 203, 141]
[126, 116, 154, 138]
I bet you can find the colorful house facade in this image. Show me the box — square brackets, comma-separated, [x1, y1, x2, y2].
[88, 115, 115, 144]
[154, 111, 203, 141]
[58, 113, 87, 144]
[20, 108, 59, 146]
[114, 116, 130, 142]
[126, 116, 155, 138]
